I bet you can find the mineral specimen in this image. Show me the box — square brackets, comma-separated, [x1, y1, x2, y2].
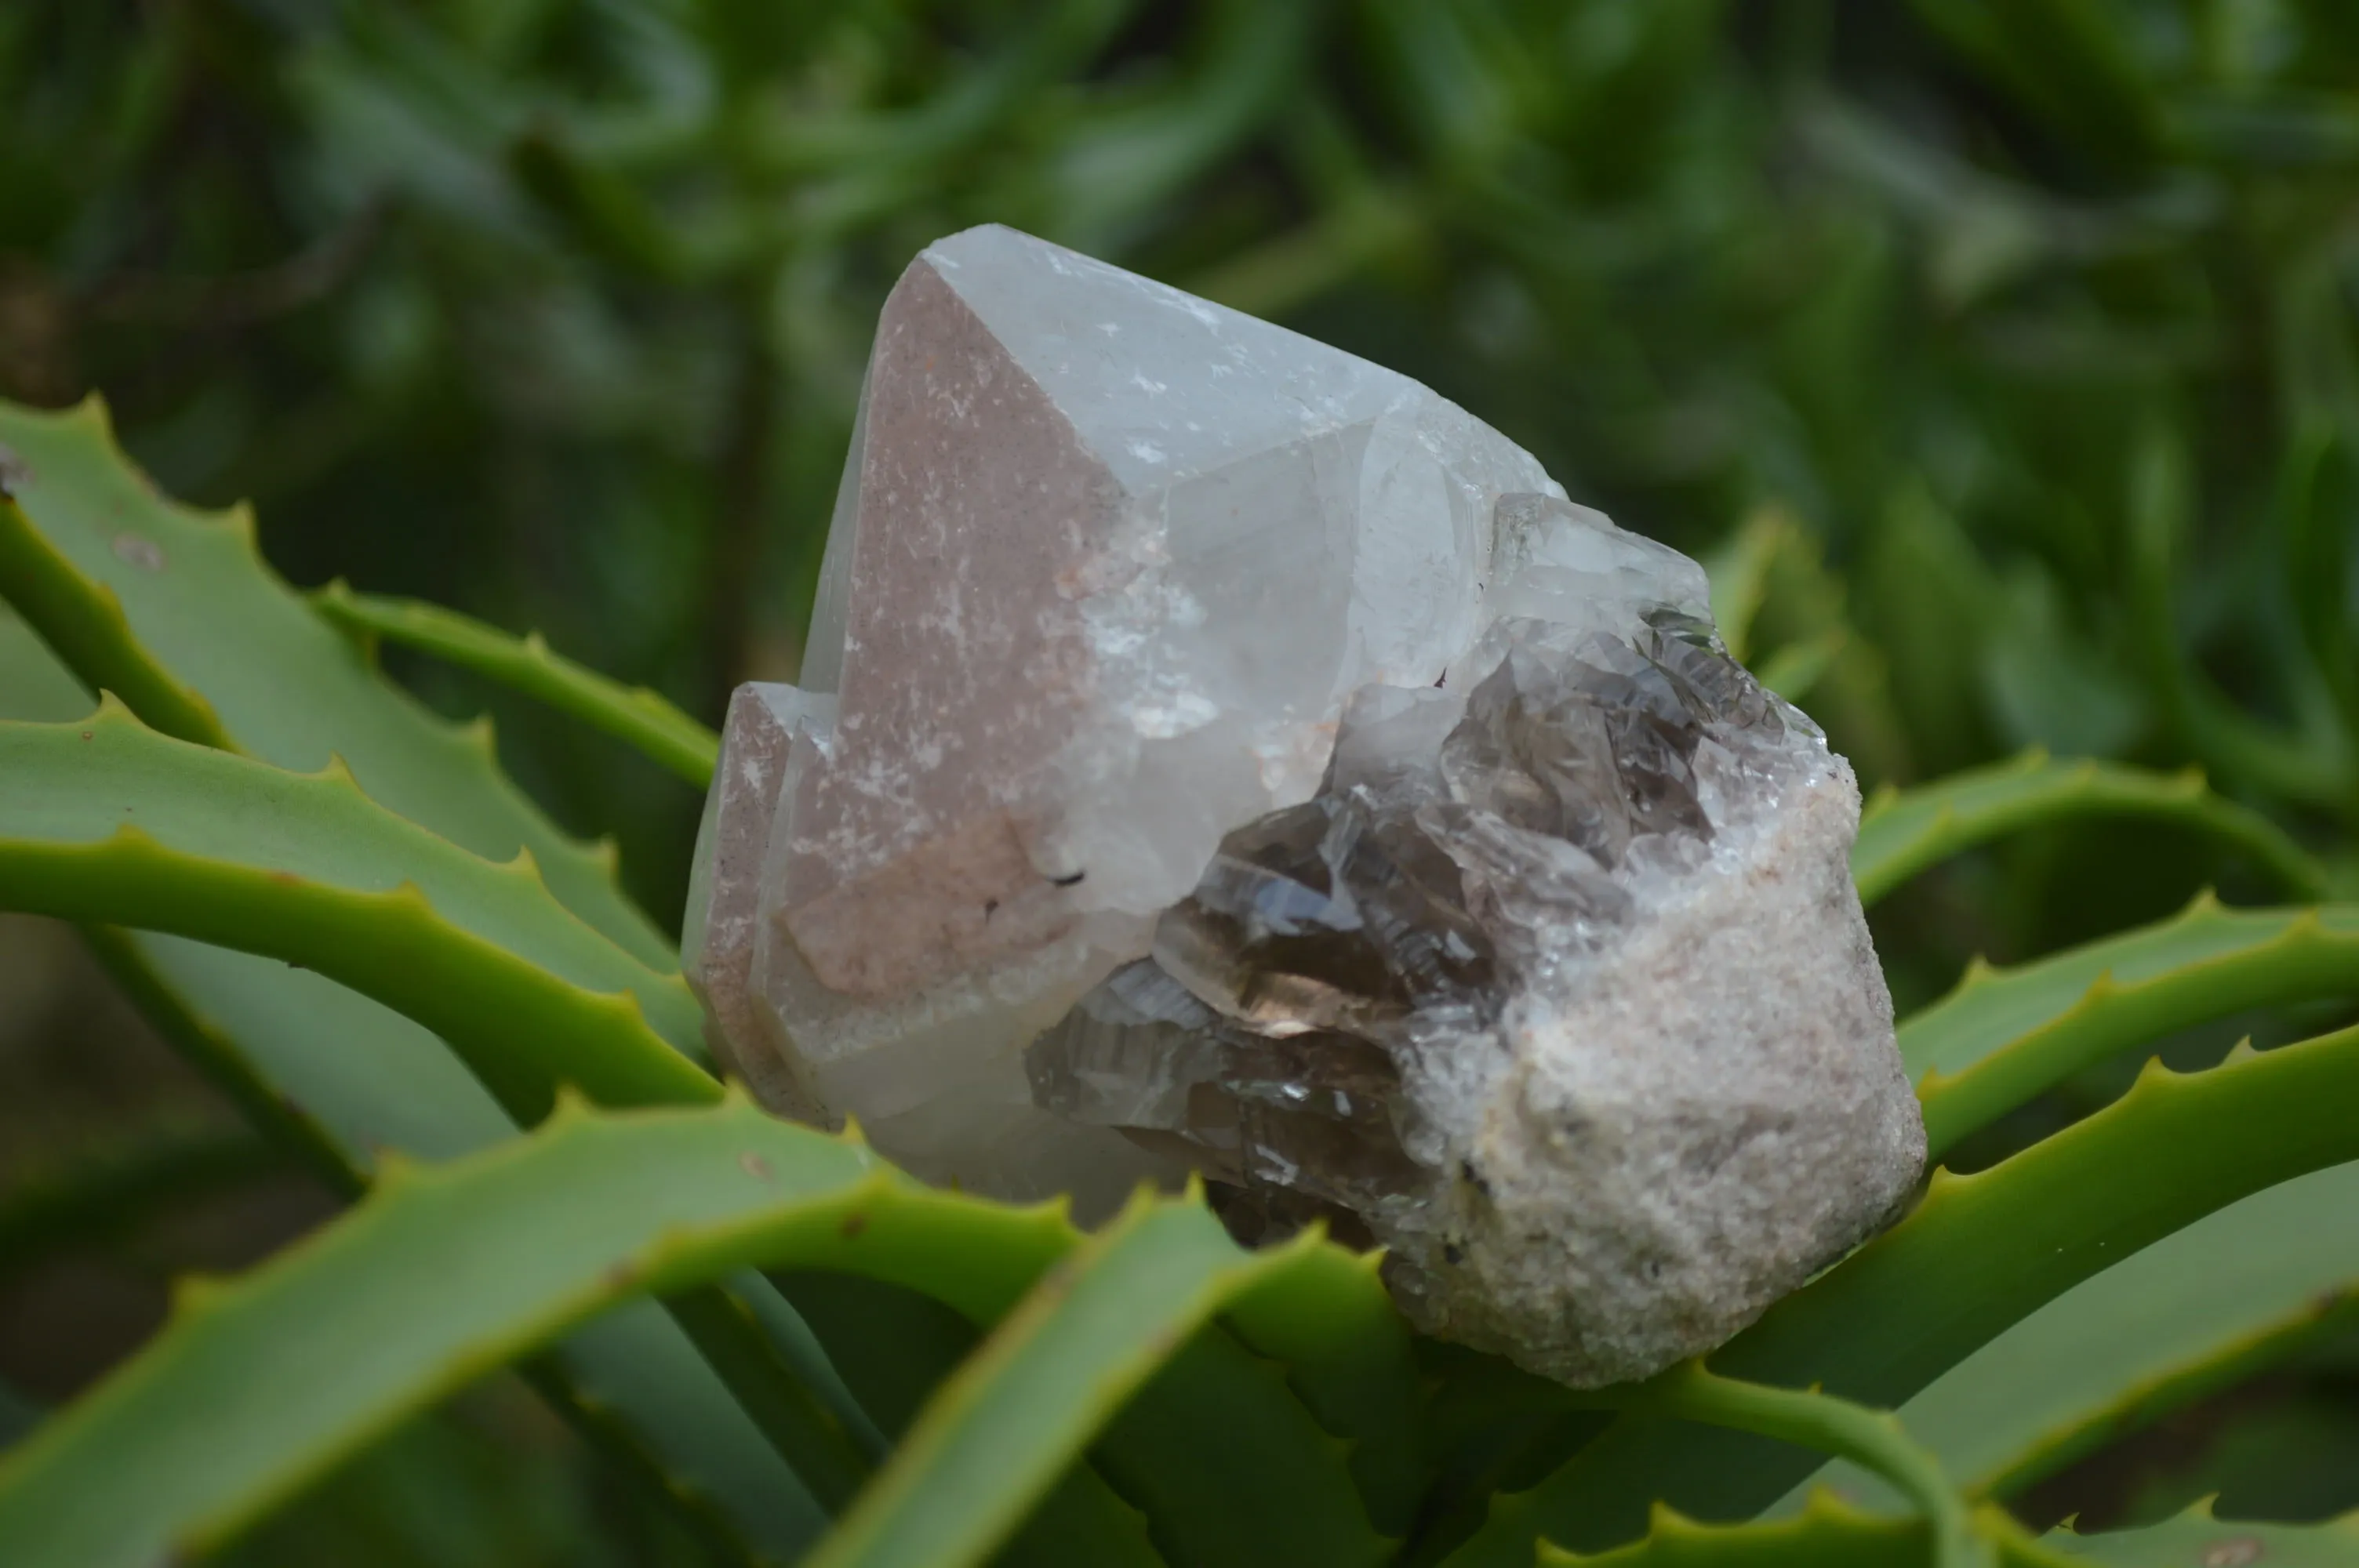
[684, 223, 1925, 1386]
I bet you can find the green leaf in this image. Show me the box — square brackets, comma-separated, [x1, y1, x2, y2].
[1792, 1158, 2359, 1508]
[1542, 1495, 2359, 1566]
[0, 1095, 889, 1568]
[7, 607, 820, 1560]
[1446, 1018, 2359, 1563]
[2042, 1498, 2359, 1565]
[2, 692, 1392, 1565]
[1902, 897, 2359, 1158]
[802, 1192, 1352, 1568]
[1578, 1365, 1984, 1568]
[0, 702, 711, 1120]
[1090, 1323, 1388, 1568]
[1224, 1243, 1430, 1536]
[0, 396, 674, 966]
[1534, 1493, 2067, 1567]
[0, 1097, 1387, 1568]
[82, 931, 824, 1564]
[1539, 1495, 1930, 1566]
[312, 582, 718, 787]
[771, 1274, 1164, 1568]
[1853, 753, 2327, 908]
[0, 601, 90, 721]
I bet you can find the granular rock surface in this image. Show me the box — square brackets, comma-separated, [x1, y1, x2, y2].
[684, 223, 1925, 1386]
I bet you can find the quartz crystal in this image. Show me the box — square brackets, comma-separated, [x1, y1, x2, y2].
[685, 224, 1925, 1386]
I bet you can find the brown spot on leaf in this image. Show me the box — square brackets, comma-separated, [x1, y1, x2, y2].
[740, 1152, 774, 1181]
[603, 1261, 640, 1291]
[270, 870, 302, 886]
[2202, 1539, 2263, 1567]
[839, 1211, 868, 1239]
[112, 531, 165, 571]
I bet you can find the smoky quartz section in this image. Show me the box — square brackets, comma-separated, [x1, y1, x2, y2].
[1027, 604, 1794, 1239]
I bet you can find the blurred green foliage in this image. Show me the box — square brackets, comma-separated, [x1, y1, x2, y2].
[8, 0, 2356, 943]
[2, 2, 2355, 1559]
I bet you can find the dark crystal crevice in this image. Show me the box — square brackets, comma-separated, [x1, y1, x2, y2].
[1024, 616, 1789, 1242]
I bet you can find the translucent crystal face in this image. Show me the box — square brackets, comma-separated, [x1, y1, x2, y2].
[1026, 518, 1809, 1243]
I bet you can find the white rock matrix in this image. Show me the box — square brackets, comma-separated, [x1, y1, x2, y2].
[682, 223, 1925, 1386]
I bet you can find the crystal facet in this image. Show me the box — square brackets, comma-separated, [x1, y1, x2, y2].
[687, 225, 1926, 1386]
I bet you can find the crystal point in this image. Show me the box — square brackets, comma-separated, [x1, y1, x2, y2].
[698, 225, 1925, 1385]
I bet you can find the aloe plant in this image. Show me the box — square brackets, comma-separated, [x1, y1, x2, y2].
[0, 376, 2354, 1568]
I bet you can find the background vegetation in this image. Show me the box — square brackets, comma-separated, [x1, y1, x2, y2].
[2, 1, 2354, 1563]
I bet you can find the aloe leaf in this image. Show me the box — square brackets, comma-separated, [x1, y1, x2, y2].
[9, 574, 823, 1557]
[1853, 754, 2328, 907]
[1537, 1496, 1928, 1566]
[312, 582, 719, 787]
[0, 704, 868, 1508]
[2041, 1498, 2359, 1564]
[1903, 896, 2359, 1158]
[779, 1196, 1398, 1568]
[0, 396, 674, 965]
[1534, 1494, 2068, 1567]
[0, 702, 711, 1120]
[0, 1095, 889, 1567]
[802, 1193, 1347, 1568]
[1545, 1497, 2359, 1566]
[1224, 1244, 1429, 1536]
[772, 1274, 1164, 1568]
[777, 1197, 1396, 1568]
[1445, 1018, 2359, 1563]
[1791, 1157, 2359, 1511]
[75, 933, 825, 1563]
[0, 1098, 1386, 1568]
[1092, 1327, 1391, 1568]
[1578, 1365, 1983, 1568]
[0, 601, 90, 721]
